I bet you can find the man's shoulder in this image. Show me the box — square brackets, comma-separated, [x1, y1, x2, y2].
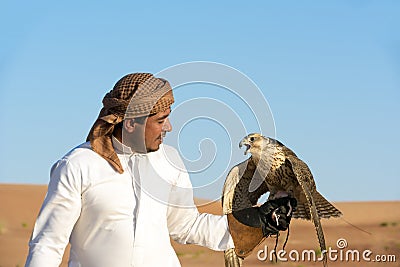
[60, 142, 103, 165]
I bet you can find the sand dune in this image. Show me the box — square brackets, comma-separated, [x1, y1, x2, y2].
[0, 184, 399, 267]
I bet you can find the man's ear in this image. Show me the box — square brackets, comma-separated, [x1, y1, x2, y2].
[123, 119, 136, 133]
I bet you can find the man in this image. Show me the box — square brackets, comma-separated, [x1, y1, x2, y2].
[25, 73, 294, 267]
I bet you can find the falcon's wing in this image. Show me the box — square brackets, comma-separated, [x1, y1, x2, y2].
[222, 158, 270, 215]
[285, 154, 327, 267]
[222, 159, 249, 215]
[222, 158, 269, 267]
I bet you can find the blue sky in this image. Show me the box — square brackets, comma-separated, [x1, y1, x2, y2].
[1, 1, 399, 201]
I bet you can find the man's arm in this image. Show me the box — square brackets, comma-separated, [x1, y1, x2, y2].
[25, 159, 81, 267]
[166, 171, 234, 251]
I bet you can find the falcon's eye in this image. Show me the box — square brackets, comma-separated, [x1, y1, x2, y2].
[249, 137, 255, 142]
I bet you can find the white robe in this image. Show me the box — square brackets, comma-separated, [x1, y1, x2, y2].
[25, 138, 233, 267]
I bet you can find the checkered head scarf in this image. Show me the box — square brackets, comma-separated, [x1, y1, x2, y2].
[87, 73, 174, 173]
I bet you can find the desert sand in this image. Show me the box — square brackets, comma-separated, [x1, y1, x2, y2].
[0, 184, 399, 267]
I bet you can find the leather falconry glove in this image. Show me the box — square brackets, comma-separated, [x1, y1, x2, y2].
[232, 197, 297, 236]
[227, 197, 297, 258]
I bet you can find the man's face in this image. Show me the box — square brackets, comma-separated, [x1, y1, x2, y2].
[143, 108, 172, 152]
[123, 108, 172, 153]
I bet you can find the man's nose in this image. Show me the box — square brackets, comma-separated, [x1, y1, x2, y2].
[162, 118, 172, 132]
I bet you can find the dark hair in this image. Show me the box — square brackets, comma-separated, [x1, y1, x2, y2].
[134, 116, 147, 124]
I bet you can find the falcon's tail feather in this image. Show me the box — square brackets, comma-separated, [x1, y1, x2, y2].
[302, 188, 328, 267]
[313, 191, 342, 219]
[292, 202, 311, 219]
[292, 191, 342, 220]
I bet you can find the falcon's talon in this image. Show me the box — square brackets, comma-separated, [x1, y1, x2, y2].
[272, 209, 280, 226]
[287, 201, 292, 217]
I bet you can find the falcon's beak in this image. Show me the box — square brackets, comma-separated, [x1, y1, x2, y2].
[239, 138, 251, 155]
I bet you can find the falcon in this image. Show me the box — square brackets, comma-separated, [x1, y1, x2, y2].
[222, 133, 342, 267]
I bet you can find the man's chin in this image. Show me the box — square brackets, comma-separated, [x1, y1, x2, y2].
[146, 145, 161, 153]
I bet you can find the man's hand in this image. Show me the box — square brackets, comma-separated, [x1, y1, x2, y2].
[231, 197, 297, 237]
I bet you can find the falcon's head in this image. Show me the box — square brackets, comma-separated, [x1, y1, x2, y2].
[239, 133, 279, 159]
[239, 133, 265, 156]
